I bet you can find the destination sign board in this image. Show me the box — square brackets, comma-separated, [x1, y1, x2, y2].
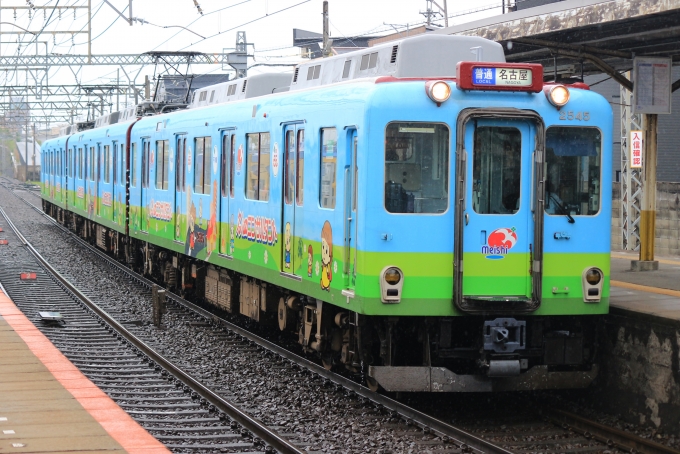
[472, 67, 533, 87]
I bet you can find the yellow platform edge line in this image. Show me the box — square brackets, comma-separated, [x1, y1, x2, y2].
[611, 253, 680, 266]
[611, 280, 680, 298]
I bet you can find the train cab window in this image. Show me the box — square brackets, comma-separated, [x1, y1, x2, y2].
[472, 127, 521, 215]
[194, 136, 212, 195]
[319, 128, 337, 209]
[131, 143, 137, 187]
[545, 127, 602, 216]
[384, 122, 449, 214]
[245, 133, 270, 201]
[103, 145, 111, 183]
[155, 140, 170, 190]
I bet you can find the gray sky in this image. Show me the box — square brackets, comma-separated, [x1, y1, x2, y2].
[1, 0, 503, 119]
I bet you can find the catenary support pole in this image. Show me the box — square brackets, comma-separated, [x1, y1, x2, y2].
[632, 113, 659, 271]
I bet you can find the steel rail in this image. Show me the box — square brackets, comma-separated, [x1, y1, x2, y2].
[546, 408, 680, 454]
[12, 187, 512, 454]
[0, 203, 303, 454]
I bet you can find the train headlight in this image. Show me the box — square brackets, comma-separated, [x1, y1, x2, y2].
[585, 269, 602, 285]
[384, 267, 402, 285]
[425, 80, 451, 104]
[380, 266, 404, 303]
[582, 267, 604, 303]
[545, 85, 570, 107]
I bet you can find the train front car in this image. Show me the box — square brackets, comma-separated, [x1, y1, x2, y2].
[356, 38, 612, 392]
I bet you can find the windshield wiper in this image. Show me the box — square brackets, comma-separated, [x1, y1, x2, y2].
[549, 194, 575, 224]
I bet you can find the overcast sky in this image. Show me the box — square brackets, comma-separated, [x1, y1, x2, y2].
[1, 0, 504, 120]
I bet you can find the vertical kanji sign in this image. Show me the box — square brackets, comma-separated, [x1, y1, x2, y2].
[631, 130, 643, 169]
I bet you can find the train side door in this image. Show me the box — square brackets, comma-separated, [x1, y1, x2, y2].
[141, 139, 150, 232]
[218, 131, 234, 256]
[343, 129, 358, 289]
[281, 125, 304, 276]
[174, 135, 187, 242]
[457, 119, 536, 306]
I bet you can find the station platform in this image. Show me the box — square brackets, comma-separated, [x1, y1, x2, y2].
[610, 251, 680, 322]
[0, 290, 169, 453]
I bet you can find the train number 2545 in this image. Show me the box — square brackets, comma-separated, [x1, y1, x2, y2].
[559, 111, 590, 121]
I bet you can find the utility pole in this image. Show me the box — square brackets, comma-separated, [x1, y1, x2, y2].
[32, 123, 36, 181]
[117, 69, 120, 112]
[322, 1, 332, 58]
[637, 114, 659, 269]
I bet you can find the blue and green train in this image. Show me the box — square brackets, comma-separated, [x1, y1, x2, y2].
[41, 34, 611, 392]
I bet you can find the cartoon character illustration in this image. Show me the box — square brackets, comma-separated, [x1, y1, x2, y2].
[185, 201, 197, 256]
[229, 214, 235, 256]
[284, 222, 292, 269]
[206, 181, 218, 259]
[320, 221, 333, 290]
[307, 244, 313, 277]
[87, 183, 95, 218]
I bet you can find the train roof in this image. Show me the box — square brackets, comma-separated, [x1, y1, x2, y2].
[189, 73, 293, 109]
[289, 34, 506, 91]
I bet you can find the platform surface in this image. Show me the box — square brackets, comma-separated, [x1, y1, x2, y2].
[0, 290, 170, 454]
[610, 251, 680, 322]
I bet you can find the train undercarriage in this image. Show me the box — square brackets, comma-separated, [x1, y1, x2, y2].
[45, 202, 600, 393]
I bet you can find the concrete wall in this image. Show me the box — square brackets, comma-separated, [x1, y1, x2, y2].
[594, 310, 680, 433]
[611, 182, 680, 256]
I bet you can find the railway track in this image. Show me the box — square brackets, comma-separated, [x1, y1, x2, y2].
[0, 182, 512, 453]
[3, 181, 679, 454]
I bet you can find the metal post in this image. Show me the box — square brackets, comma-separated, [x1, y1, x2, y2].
[116, 69, 120, 112]
[633, 114, 659, 270]
[32, 123, 36, 181]
[144, 75, 150, 101]
[442, 0, 448, 27]
[87, 0, 92, 64]
[322, 1, 331, 58]
[620, 76, 643, 252]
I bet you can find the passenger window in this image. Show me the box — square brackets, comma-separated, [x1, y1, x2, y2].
[113, 144, 117, 184]
[155, 140, 170, 190]
[296, 130, 304, 206]
[319, 128, 337, 209]
[79, 148, 83, 179]
[142, 142, 149, 188]
[194, 136, 212, 194]
[176, 137, 184, 191]
[104, 145, 110, 183]
[130, 143, 137, 187]
[245, 132, 270, 201]
[284, 131, 294, 205]
[90, 147, 95, 181]
[384, 122, 450, 214]
[221, 134, 230, 197]
[229, 135, 236, 197]
[545, 127, 602, 216]
[472, 127, 521, 215]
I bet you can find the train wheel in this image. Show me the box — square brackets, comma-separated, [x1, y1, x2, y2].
[366, 376, 380, 392]
[321, 353, 333, 370]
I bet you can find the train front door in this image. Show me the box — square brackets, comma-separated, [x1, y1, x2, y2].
[281, 125, 304, 276]
[455, 114, 544, 311]
[343, 129, 358, 289]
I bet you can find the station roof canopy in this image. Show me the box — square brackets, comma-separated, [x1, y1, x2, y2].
[436, 0, 680, 91]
